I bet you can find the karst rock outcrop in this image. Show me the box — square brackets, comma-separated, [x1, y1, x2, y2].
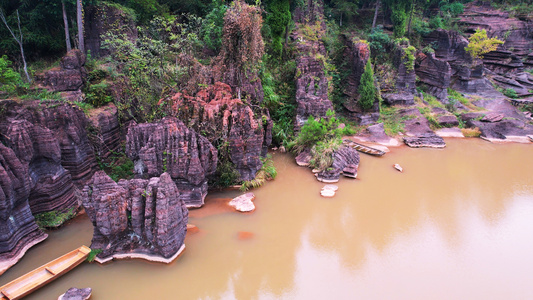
[316, 147, 360, 183]
[292, 0, 333, 130]
[40, 50, 86, 93]
[163, 82, 272, 182]
[87, 103, 121, 159]
[0, 143, 47, 275]
[125, 117, 217, 207]
[0, 101, 97, 215]
[82, 171, 188, 263]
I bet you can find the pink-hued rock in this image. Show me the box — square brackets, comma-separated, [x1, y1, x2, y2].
[82, 171, 188, 263]
[0, 101, 97, 215]
[163, 82, 272, 181]
[126, 117, 217, 207]
[87, 103, 121, 159]
[0, 144, 47, 275]
[229, 193, 256, 212]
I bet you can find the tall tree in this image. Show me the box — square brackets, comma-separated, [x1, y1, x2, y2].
[0, 8, 30, 82]
[63, 0, 72, 52]
[77, 0, 84, 53]
[372, 0, 380, 29]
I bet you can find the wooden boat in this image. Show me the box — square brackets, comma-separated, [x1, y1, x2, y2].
[0, 246, 91, 300]
[343, 139, 386, 156]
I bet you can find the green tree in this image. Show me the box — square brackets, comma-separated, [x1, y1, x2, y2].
[358, 59, 377, 111]
[265, 0, 290, 55]
[201, 0, 227, 52]
[465, 29, 504, 60]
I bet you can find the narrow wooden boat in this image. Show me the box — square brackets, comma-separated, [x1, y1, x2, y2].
[343, 139, 386, 156]
[0, 245, 91, 300]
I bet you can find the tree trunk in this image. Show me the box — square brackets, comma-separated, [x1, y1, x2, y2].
[372, 0, 380, 30]
[77, 0, 85, 53]
[63, 0, 72, 52]
[0, 9, 31, 82]
[407, 0, 415, 37]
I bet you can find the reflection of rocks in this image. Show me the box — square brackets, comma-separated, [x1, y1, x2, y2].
[126, 117, 217, 207]
[82, 171, 188, 263]
[0, 144, 48, 275]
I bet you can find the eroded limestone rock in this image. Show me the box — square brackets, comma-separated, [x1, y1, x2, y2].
[82, 171, 188, 263]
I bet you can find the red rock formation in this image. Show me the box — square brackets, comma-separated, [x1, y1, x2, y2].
[82, 171, 188, 262]
[292, 0, 333, 130]
[162, 82, 272, 181]
[0, 144, 47, 275]
[125, 117, 217, 207]
[42, 50, 86, 92]
[87, 103, 121, 159]
[0, 101, 97, 216]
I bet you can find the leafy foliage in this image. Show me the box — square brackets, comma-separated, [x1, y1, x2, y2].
[240, 154, 277, 191]
[358, 60, 377, 111]
[465, 29, 504, 60]
[87, 249, 102, 262]
[34, 208, 76, 229]
[201, 0, 227, 52]
[265, 0, 291, 55]
[0, 55, 24, 95]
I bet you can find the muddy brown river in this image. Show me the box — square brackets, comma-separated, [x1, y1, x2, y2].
[1, 139, 533, 299]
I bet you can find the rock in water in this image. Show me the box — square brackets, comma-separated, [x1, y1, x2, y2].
[316, 146, 360, 183]
[0, 144, 47, 275]
[58, 287, 92, 300]
[320, 189, 335, 198]
[82, 171, 188, 263]
[229, 193, 256, 212]
[126, 117, 217, 207]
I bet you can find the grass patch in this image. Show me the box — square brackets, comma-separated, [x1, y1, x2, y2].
[240, 154, 277, 191]
[417, 106, 440, 129]
[461, 127, 481, 138]
[379, 106, 406, 136]
[34, 208, 76, 229]
[448, 88, 479, 110]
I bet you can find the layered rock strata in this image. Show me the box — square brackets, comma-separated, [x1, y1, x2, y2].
[415, 51, 452, 100]
[399, 108, 446, 148]
[0, 101, 97, 215]
[0, 144, 47, 275]
[82, 171, 188, 263]
[292, 0, 333, 130]
[316, 147, 360, 183]
[87, 103, 121, 159]
[126, 117, 217, 207]
[42, 50, 86, 92]
[163, 82, 272, 181]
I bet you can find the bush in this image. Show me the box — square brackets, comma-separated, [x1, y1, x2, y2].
[0, 55, 24, 95]
[369, 27, 392, 55]
[461, 127, 481, 138]
[85, 82, 113, 107]
[240, 154, 277, 191]
[201, 0, 227, 52]
[358, 60, 377, 111]
[465, 29, 504, 60]
[503, 88, 518, 99]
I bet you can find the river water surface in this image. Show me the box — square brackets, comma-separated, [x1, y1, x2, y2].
[1, 139, 533, 299]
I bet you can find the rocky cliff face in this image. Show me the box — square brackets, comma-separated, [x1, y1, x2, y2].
[41, 50, 86, 92]
[163, 82, 272, 182]
[87, 103, 121, 159]
[125, 117, 217, 207]
[292, 0, 333, 130]
[415, 51, 452, 100]
[84, 3, 138, 57]
[82, 171, 188, 262]
[0, 144, 47, 275]
[341, 37, 371, 111]
[0, 101, 97, 215]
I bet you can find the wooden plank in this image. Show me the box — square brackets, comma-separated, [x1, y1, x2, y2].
[0, 246, 90, 300]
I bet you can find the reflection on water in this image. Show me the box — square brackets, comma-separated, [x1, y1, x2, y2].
[1, 139, 533, 299]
